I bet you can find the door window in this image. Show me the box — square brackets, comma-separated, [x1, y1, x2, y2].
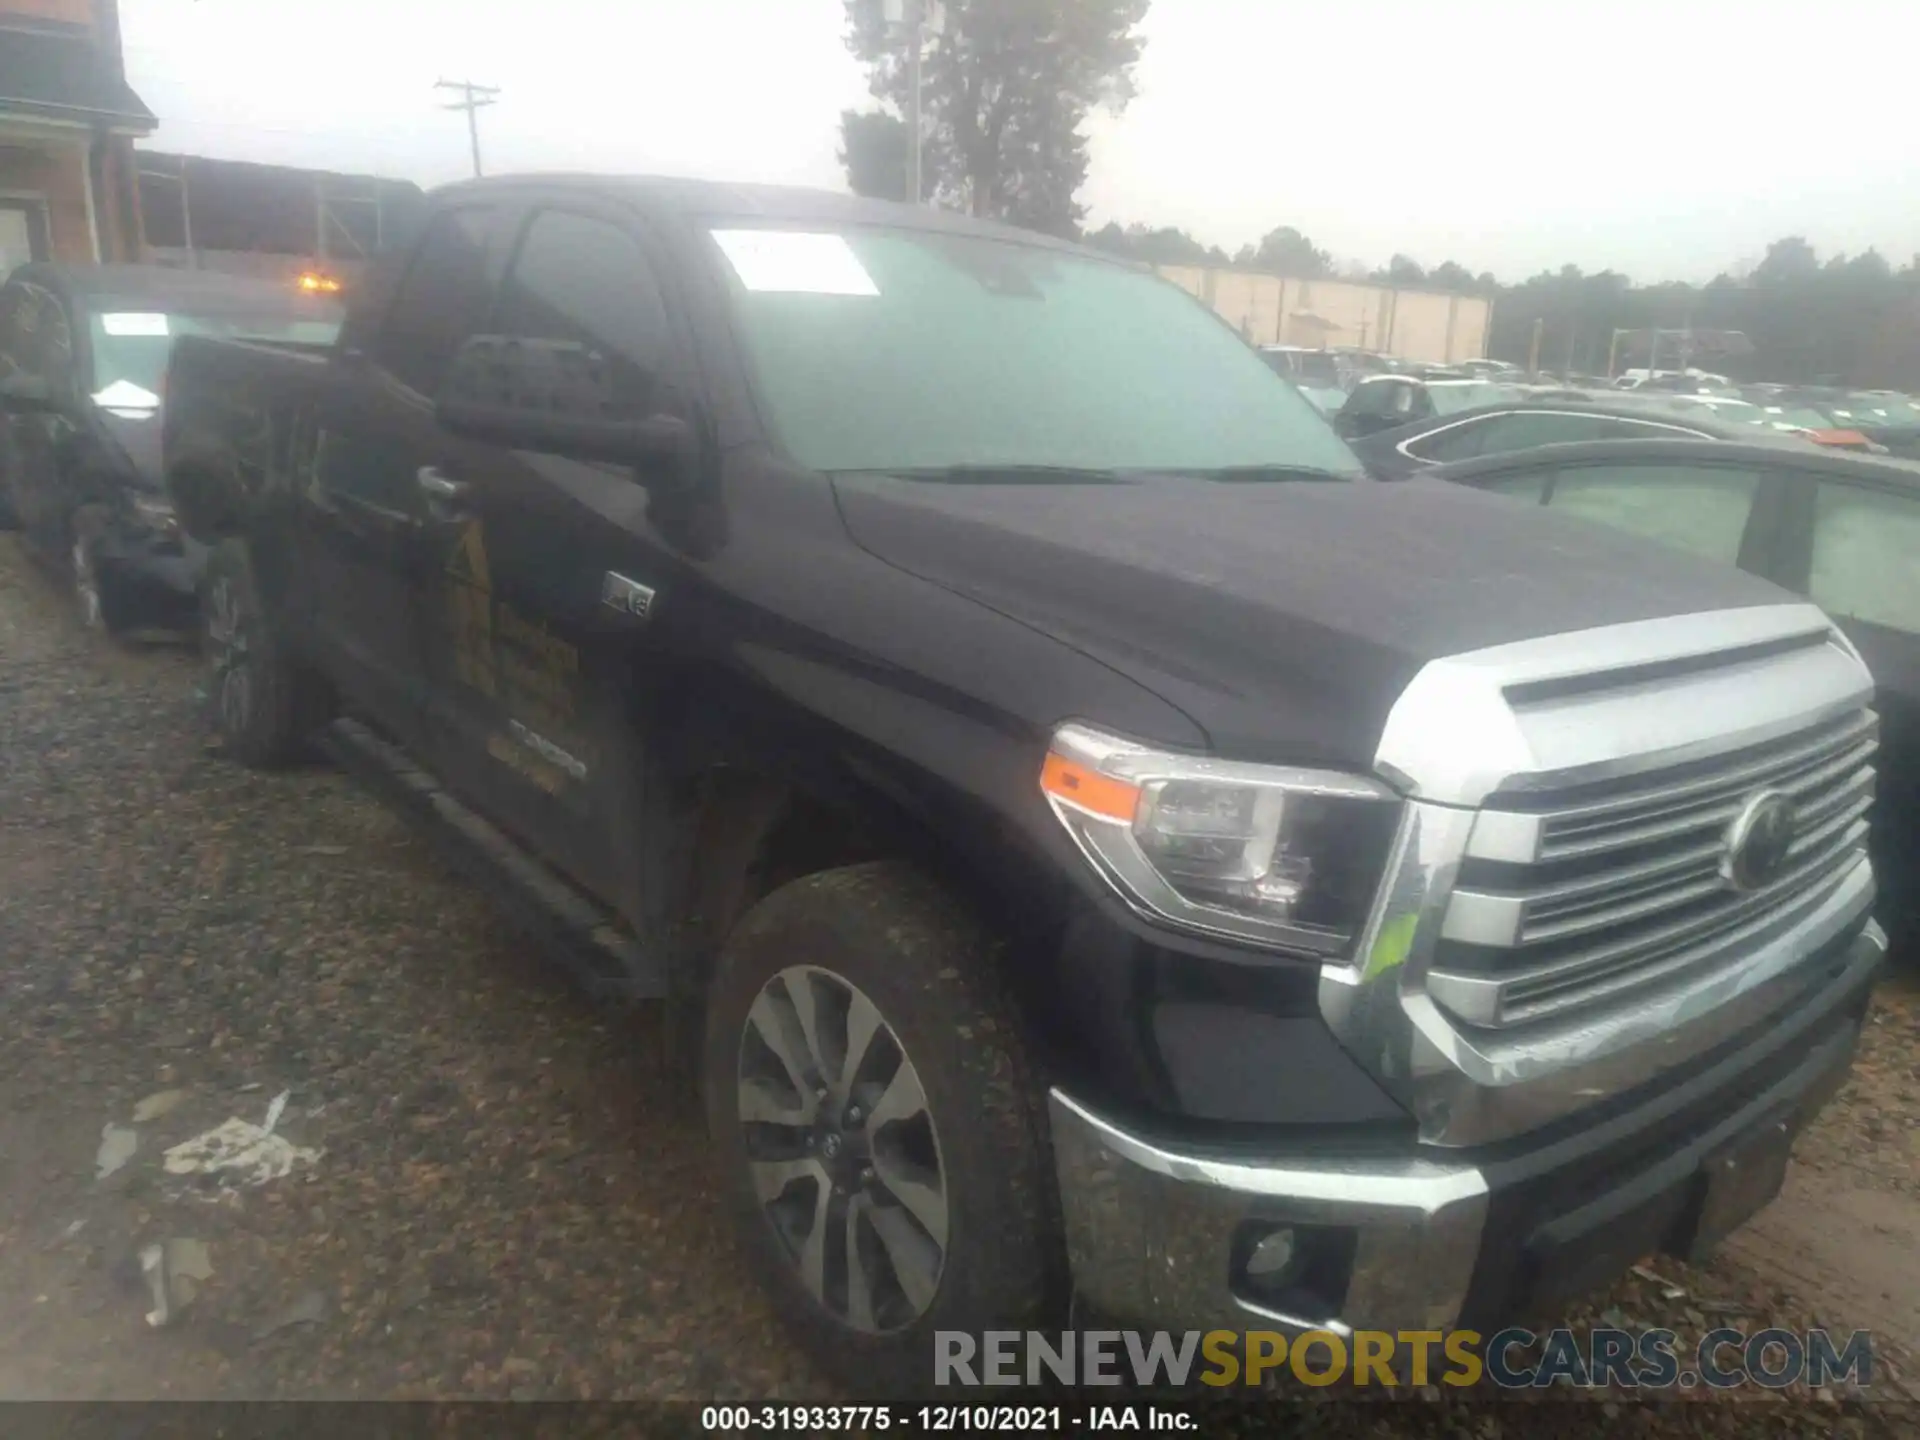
[491, 209, 674, 417]
[1807, 483, 1920, 635]
[0, 283, 75, 409]
[1542, 461, 1764, 565]
[375, 206, 515, 397]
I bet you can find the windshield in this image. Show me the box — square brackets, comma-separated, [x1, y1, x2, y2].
[710, 225, 1362, 478]
[1429, 382, 1523, 415]
[1827, 395, 1920, 426]
[88, 305, 343, 407]
[1752, 403, 1844, 431]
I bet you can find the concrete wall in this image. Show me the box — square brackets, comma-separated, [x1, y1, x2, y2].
[1155, 264, 1492, 364]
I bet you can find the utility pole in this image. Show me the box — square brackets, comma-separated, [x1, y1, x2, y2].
[886, 0, 938, 204]
[909, 11, 923, 204]
[436, 79, 500, 178]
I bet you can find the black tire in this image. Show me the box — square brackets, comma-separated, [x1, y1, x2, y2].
[703, 861, 1062, 1396]
[200, 536, 332, 768]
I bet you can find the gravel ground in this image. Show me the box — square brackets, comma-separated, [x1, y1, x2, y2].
[0, 532, 1915, 1437]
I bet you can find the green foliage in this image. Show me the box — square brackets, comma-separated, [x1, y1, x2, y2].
[839, 109, 912, 201]
[1232, 225, 1331, 278]
[1083, 222, 1229, 267]
[842, 0, 1150, 237]
[1485, 238, 1920, 385]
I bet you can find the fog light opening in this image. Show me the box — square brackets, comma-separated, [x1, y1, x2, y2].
[1245, 1226, 1298, 1280]
[1230, 1220, 1358, 1322]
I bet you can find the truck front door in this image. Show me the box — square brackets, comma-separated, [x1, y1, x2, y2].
[411, 203, 691, 910]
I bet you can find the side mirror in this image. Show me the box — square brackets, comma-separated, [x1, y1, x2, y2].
[434, 335, 696, 482]
[0, 372, 62, 415]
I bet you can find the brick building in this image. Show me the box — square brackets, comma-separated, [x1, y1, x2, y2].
[0, 0, 154, 273]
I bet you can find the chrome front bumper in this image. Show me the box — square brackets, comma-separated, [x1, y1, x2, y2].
[1050, 918, 1885, 1337]
[1049, 1089, 1487, 1336]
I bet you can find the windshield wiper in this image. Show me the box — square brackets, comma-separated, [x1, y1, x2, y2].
[1179, 464, 1358, 484]
[842, 464, 1134, 485]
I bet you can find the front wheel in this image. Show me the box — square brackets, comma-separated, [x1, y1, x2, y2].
[704, 862, 1062, 1395]
[200, 537, 332, 768]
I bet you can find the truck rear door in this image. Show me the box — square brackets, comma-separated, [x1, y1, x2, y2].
[298, 203, 519, 745]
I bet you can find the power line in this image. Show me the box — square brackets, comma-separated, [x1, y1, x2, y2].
[435, 78, 500, 179]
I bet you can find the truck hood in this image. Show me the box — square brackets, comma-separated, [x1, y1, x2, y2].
[831, 473, 1799, 771]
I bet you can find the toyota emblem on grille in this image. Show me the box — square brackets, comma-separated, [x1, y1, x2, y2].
[1722, 789, 1798, 892]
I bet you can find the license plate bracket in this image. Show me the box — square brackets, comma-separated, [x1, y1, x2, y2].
[1684, 1110, 1795, 1261]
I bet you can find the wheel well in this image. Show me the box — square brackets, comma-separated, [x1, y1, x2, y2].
[674, 770, 1018, 993]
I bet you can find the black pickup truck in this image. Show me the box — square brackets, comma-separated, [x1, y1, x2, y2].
[162, 176, 1887, 1391]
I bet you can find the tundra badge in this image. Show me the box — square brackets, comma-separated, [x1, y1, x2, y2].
[602, 572, 657, 621]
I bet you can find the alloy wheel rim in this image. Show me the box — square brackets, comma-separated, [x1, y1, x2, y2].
[736, 964, 950, 1334]
[71, 538, 103, 630]
[205, 577, 254, 733]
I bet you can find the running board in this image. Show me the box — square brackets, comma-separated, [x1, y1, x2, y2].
[319, 717, 667, 1002]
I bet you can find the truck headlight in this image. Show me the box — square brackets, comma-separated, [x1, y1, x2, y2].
[1040, 722, 1402, 956]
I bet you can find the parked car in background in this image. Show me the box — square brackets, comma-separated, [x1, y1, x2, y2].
[1256, 344, 1342, 387]
[1331, 372, 1528, 439]
[0, 264, 342, 632]
[1430, 436, 1918, 960]
[1255, 345, 1348, 415]
[1328, 345, 1396, 383]
[1622, 393, 1887, 454]
[1455, 357, 1521, 379]
[1642, 370, 1734, 394]
[1776, 390, 1920, 460]
[1346, 398, 1770, 480]
[159, 174, 1886, 1387]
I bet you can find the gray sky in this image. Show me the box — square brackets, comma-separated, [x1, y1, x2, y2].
[121, 0, 1920, 284]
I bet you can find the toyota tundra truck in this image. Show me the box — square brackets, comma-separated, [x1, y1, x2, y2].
[160, 175, 1887, 1392]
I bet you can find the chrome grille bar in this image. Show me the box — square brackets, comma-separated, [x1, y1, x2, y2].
[1430, 705, 1877, 1029]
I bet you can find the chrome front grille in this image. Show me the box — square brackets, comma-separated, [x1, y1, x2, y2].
[1427, 707, 1877, 1029]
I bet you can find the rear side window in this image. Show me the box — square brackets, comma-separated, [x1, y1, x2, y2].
[1406, 416, 1495, 462]
[1807, 483, 1920, 635]
[1543, 461, 1764, 565]
[0, 282, 72, 389]
[1481, 412, 1633, 453]
[376, 206, 515, 396]
[491, 209, 674, 418]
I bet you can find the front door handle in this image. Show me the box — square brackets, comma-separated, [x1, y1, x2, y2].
[417, 466, 469, 502]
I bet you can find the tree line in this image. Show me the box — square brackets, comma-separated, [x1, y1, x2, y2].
[836, 0, 1920, 389]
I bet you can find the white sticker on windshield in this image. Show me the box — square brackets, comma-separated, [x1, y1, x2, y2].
[710, 230, 879, 296]
[91, 379, 160, 409]
[100, 312, 170, 337]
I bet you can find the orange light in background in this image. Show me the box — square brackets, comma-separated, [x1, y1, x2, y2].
[297, 272, 343, 295]
[1040, 751, 1141, 822]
